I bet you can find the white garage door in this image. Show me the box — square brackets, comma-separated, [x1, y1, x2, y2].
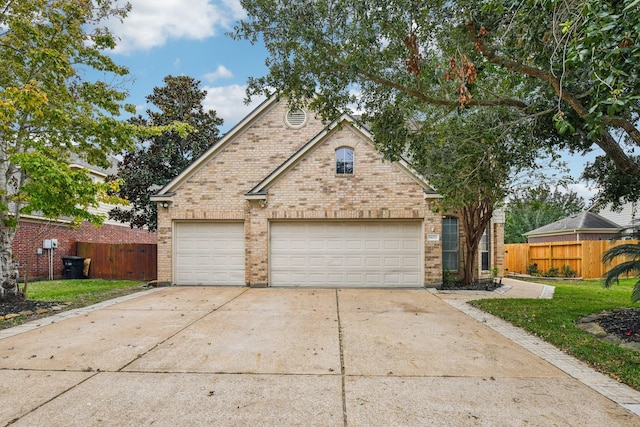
[270, 221, 422, 287]
[174, 222, 245, 285]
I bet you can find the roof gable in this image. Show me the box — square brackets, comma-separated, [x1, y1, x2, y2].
[244, 114, 437, 198]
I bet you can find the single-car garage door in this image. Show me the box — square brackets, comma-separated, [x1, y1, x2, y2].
[174, 222, 245, 285]
[270, 221, 422, 287]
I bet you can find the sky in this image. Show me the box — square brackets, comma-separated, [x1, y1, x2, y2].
[101, 0, 599, 203]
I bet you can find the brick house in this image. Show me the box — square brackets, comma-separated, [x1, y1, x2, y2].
[14, 155, 157, 281]
[151, 98, 504, 287]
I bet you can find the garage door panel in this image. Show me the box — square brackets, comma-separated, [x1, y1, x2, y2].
[270, 221, 422, 288]
[175, 222, 245, 286]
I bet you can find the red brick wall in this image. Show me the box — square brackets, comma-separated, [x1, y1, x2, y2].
[13, 219, 157, 281]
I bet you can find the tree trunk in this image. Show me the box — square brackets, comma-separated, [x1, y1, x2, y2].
[460, 198, 494, 286]
[0, 222, 18, 301]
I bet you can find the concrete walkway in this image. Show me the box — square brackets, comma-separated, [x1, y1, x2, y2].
[0, 281, 638, 426]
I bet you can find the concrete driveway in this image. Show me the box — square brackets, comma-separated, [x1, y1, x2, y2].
[0, 285, 639, 426]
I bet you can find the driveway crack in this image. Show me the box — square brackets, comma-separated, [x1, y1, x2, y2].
[335, 289, 347, 426]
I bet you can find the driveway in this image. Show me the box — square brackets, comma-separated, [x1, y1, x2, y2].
[0, 285, 638, 426]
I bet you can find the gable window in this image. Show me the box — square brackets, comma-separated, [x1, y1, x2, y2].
[336, 147, 354, 174]
[481, 227, 490, 271]
[442, 217, 459, 271]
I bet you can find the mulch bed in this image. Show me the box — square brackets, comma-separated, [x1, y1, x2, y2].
[597, 308, 640, 344]
[0, 299, 62, 317]
[441, 280, 502, 292]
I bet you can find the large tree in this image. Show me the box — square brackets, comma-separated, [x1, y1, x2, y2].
[373, 104, 547, 284]
[505, 185, 585, 244]
[109, 75, 223, 231]
[0, 1, 172, 299]
[233, 0, 640, 201]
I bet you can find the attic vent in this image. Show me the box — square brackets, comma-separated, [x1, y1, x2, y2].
[285, 109, 307, 128]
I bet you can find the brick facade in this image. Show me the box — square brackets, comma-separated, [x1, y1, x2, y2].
[13, 219, 156, 281]
[155, 99, 504, 287]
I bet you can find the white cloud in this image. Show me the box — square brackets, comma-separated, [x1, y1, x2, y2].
[202, 84, 265, 129]
[204, 65, 234, 82]
[567, 182, 598, 206]
[107, 0, 246, 54]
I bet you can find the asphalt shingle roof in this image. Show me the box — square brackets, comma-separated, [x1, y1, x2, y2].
[524, 211, 622, 236]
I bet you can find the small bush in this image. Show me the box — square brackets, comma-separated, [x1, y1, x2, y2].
[561, 264, 577, 278]
[526, 263, 539, 276]
[544, 267, 560, 277]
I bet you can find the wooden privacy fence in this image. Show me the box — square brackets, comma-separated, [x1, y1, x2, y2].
[76, 242, 157, 281]
[504, 240, 638, 279]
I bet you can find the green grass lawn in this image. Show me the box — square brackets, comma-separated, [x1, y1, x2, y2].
[470, 278, 640, 391]
[25, 278, 147, 306]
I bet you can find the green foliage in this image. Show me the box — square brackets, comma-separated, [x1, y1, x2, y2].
[0, 1, 157, 294]
[471, 278, 640, 391]
[505, 185, 585, 243]
[526, 263, 539, 276]
[603, 229, 640, 303]
[109, 76, 223, 231]
[582, 155, 640, 211]
[561, 264, 577, 278]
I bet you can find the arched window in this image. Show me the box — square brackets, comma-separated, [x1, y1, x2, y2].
[336, 147, 354, 174]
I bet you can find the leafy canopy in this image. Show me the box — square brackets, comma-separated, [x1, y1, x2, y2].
[109, 75, 223, 231]
[0, 1, 188, 295]
[234, 0, 640, 204]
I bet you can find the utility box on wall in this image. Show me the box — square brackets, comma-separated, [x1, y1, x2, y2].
[43, 239, 58, 249]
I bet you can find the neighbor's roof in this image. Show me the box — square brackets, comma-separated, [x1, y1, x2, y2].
[524, 211, 622, 237]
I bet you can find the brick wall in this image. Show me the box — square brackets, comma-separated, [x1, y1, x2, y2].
[13, 219, 156, 281]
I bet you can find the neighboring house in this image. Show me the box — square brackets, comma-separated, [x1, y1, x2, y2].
[589, 201, 639, 231]
[151, 98, 504, 288]
[524, 211, 621, 244]
[13, 155, 157, 281]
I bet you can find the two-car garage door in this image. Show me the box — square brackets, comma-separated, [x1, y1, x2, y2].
[174, 220, 423, 287]
[270, 221, 423, 287]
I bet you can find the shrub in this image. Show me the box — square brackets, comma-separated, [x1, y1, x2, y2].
[561, 264, 577, 278]
[526, 263, 539, 275]
[544, 267, 560, 277]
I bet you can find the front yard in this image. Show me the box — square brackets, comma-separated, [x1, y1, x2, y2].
[471, 278, 640, 391]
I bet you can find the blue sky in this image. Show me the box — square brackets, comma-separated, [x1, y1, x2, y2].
[104, 0, 268, 129]
[102, 0, 598, 202]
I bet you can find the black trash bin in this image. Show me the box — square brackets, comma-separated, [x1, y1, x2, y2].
[62, 256, 85, 279]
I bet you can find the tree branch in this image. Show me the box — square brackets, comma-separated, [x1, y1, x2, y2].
[469, 22, 640, 177]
